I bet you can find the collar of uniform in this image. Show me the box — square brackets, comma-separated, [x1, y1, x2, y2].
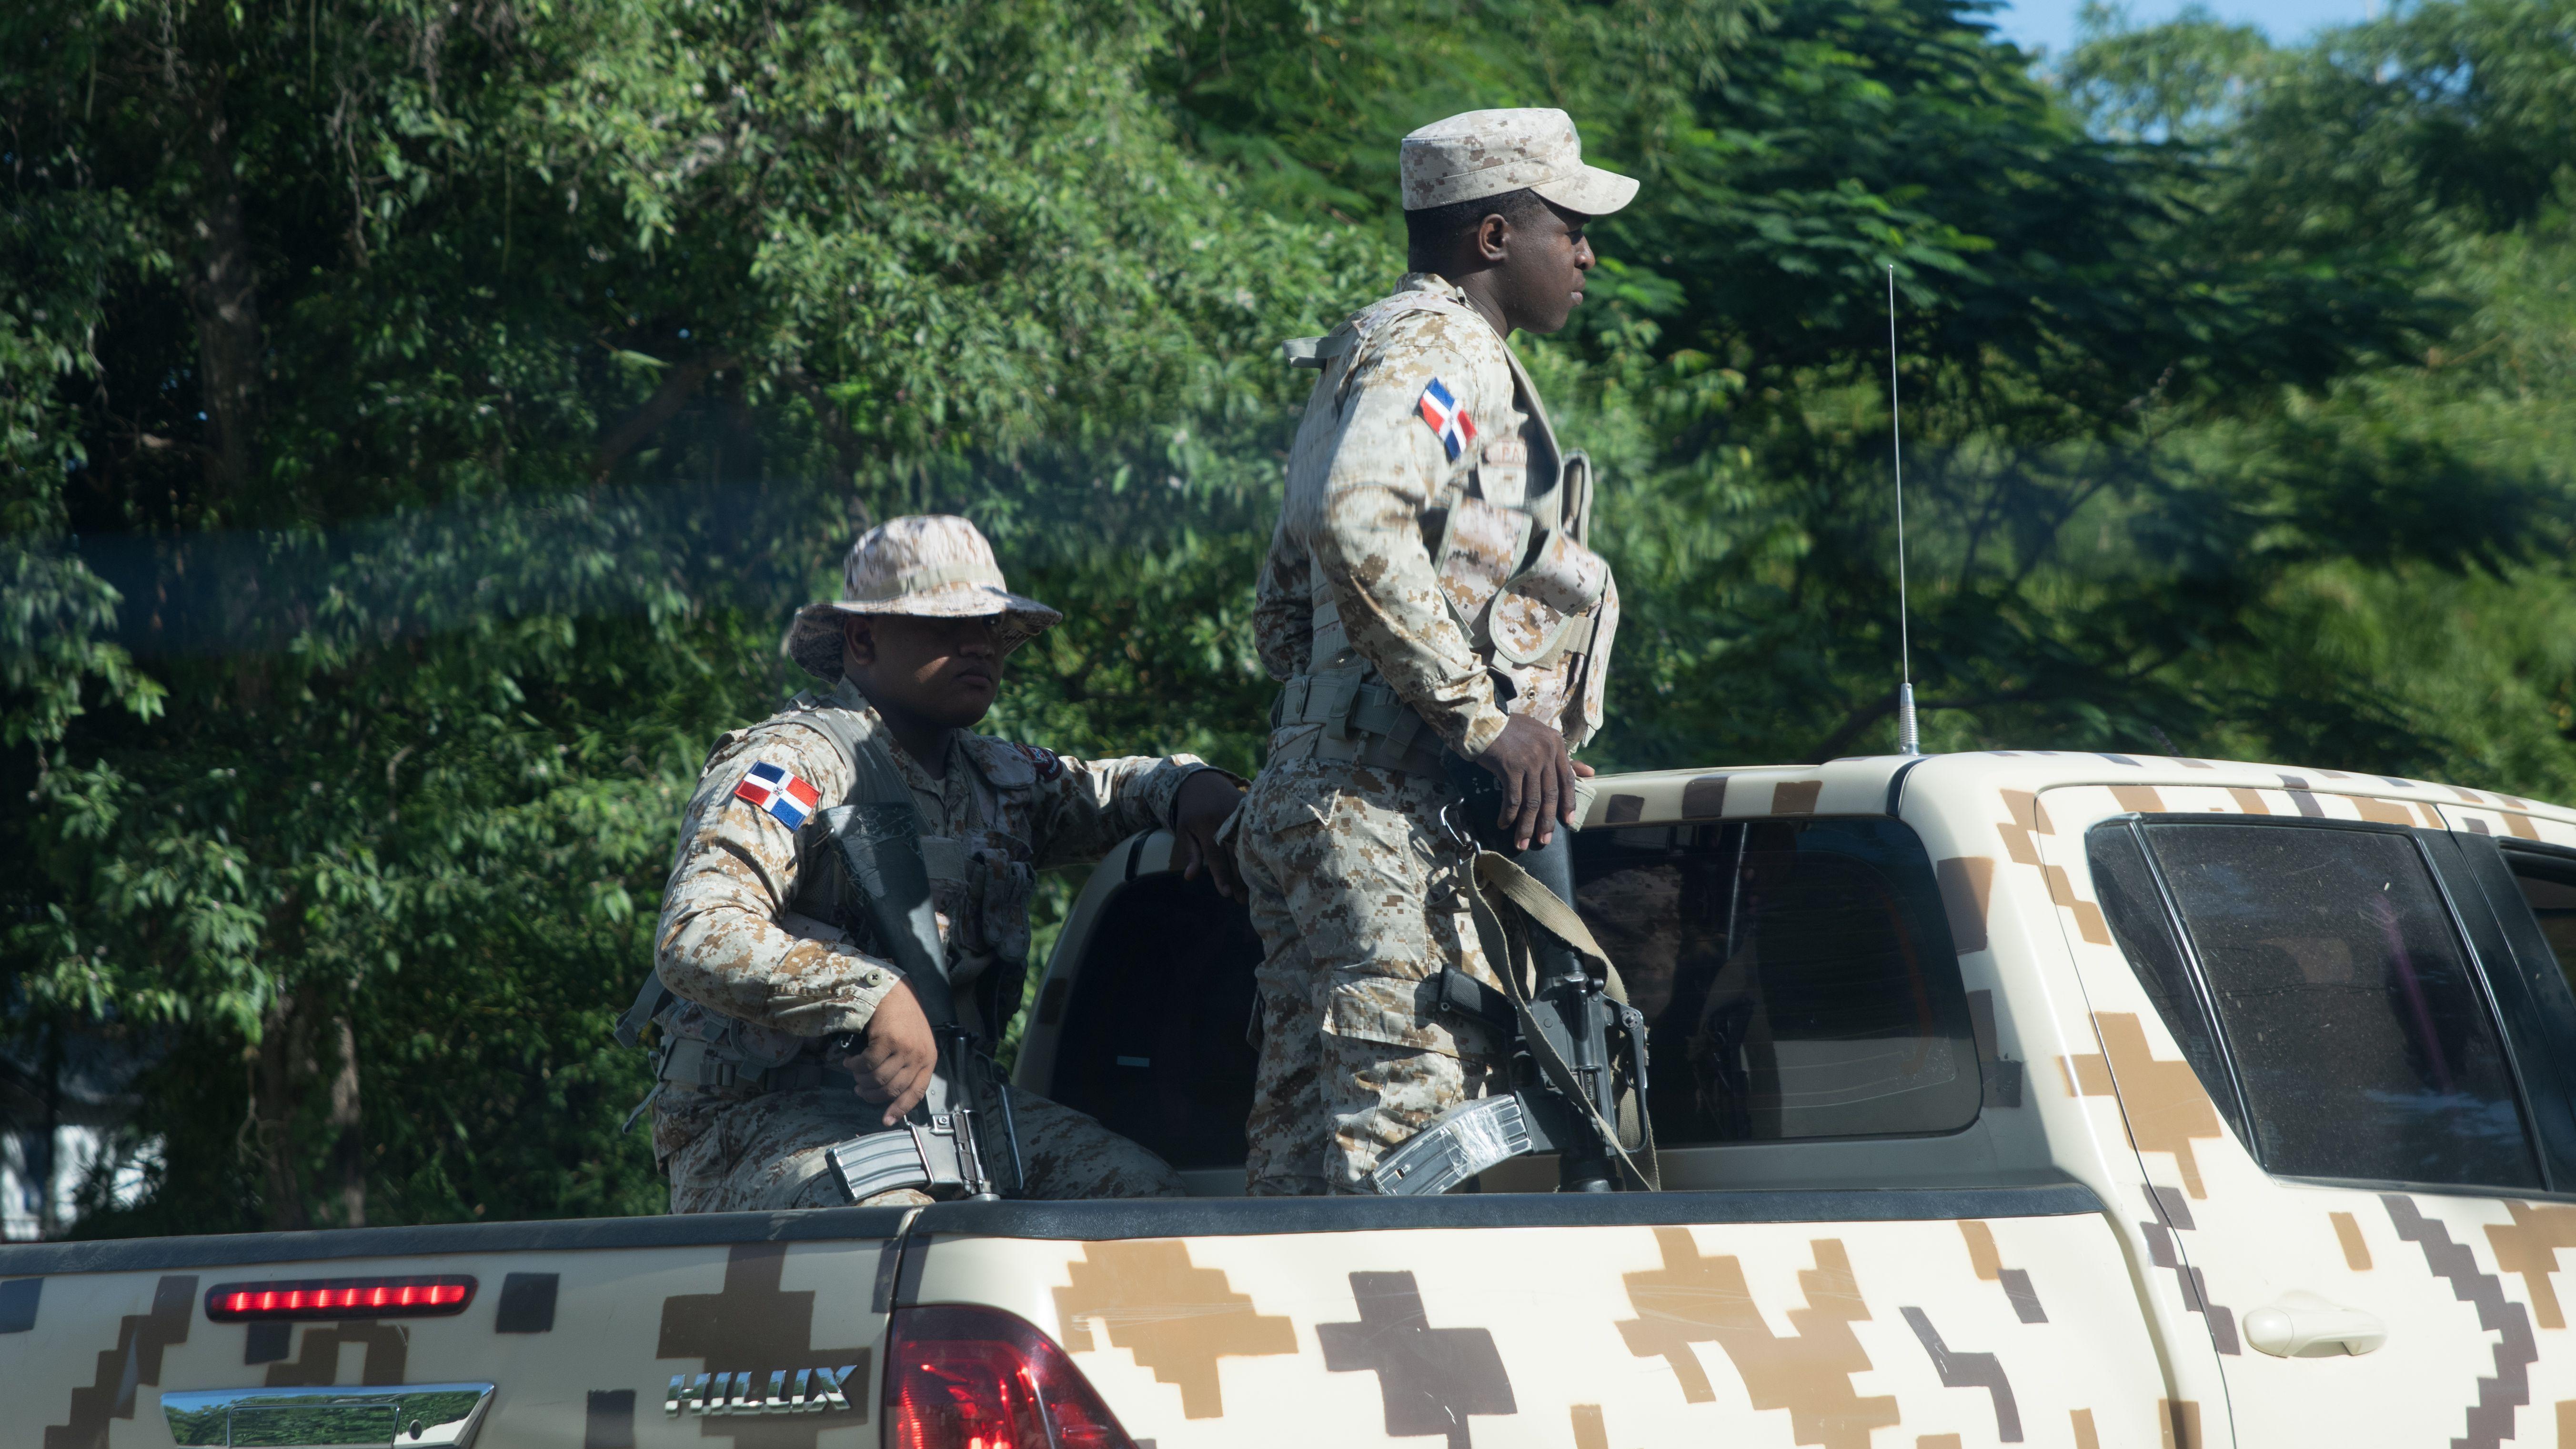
[1397, 270, 1510, 346]
[1398, 271, 1471, 307]
[819, 676, 934, 790]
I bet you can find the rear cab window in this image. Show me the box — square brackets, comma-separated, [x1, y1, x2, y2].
[1573, 818, 1982, 1146]
[2504, 847, 2576, 990]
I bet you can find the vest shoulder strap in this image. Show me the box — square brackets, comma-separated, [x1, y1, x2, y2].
[778, 691, 909, 807]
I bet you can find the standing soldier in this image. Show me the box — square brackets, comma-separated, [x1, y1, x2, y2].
[1238, 109, 1635, 1195]
[626, 514, 1245, 1210]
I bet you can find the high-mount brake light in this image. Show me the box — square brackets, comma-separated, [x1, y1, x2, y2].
[886, 1304, 1134, 1449]
[204, 1276, 478, 1321]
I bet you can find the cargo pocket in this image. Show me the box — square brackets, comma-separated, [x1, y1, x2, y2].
[1322, 968, 1497, 1060]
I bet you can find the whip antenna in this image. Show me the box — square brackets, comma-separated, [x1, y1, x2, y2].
[1886, 264, 1920, 755]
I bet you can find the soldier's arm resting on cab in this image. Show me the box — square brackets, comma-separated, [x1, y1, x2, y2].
[1022, 752, 1248, 900]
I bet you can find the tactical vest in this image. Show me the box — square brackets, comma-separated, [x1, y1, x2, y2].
[1275, 290, 1619, 775]
[617, 690, 1035, 1109]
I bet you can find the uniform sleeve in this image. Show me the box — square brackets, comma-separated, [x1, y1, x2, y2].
[1021, 750, 1223, 871]
[1251, 514, 1312, 684]
[1308, 312, 1511, 755]
[654, 723, 905, 1036]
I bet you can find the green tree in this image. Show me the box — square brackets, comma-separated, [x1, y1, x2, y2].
[1, 0, 1351, 1232]
[9, 0, 2573, 1237]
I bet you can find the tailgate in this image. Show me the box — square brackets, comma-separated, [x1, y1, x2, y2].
[9, 1207, 908, 1449]
[900, 1186, 2172, 1449]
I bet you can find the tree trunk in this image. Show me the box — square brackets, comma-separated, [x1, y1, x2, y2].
[326, 1012, 365, 1228]
[36, 1023, 63, 1240]
[186, 65, 262, 512]
[253, 993, 312, 1232]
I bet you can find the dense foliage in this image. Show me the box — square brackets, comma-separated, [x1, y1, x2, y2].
[4, 0, 2571, 1232]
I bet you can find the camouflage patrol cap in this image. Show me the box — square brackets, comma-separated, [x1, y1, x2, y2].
[781, 514, 1063, 681]
[1400, 108, 1637, 217]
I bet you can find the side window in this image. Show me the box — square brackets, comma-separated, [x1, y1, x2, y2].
[2087, 826, 2248, 1146]
[2503, 847, 2576, 993]
[1574, 818, 1980, 1145]
[2116, 821, 2539, 1189]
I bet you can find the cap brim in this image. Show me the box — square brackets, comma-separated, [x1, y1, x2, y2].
[1531, 164, 1638, 218]
[780, 586, 1062, 681]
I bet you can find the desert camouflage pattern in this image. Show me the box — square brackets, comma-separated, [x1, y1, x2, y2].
[1235, 756, 1509, 1194]
[1399, 106, 1639, 216]
[1571, 751, 2576, 1449]
[945, 1211, 2175, 1449]
[35, 751, 2576, 1449]
[780, 513, 1061, 681]
[1256, 272, 1612, 756]
[1244, 272, 1618, 1198]
[2012, 765, 2576, 1449]
[21, 1205, 2178, 1449]
[650, 675, 1203, 1198]
[20, 1196, 2184, 1444]
[664, 1084, 1182, 1211]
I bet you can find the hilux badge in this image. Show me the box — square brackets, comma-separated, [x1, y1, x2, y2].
[665, 1365, 860, 1416]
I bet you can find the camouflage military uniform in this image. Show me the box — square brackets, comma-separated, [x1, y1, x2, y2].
[651, 675, 1202, 1209]
[1239, 274, 1607, 1194]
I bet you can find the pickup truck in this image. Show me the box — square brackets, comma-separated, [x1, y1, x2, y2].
[15, 750, 2576, 1449]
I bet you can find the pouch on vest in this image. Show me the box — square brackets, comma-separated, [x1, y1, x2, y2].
[1424, 492, 1620, 746]
[1489, 527, 1611, 668]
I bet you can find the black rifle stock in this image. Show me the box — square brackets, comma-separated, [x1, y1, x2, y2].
[1361, 758, 1652, 1196]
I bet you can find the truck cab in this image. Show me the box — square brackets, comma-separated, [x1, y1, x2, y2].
[1023, 750, 2576, 1445]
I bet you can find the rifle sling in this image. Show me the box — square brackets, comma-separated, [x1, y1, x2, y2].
[1460, 850, 1659, 1192]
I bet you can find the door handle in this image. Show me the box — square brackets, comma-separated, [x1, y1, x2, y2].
[2243, 1292, 2387, 1357]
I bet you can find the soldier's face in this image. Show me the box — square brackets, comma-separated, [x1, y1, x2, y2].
[843, 614, 1004, 728]
[1487, 201, 1595, 335]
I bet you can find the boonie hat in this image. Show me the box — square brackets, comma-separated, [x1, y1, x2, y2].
[781, 514, 1062, 681]
[1400, 108, 1638, 217]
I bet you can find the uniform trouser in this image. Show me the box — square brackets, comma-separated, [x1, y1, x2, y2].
[1235, 754, 1503, 1196]
[659, 1084, 1186, 1211]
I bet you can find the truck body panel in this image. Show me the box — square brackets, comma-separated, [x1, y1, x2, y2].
[910, 1194, 2166, 1448]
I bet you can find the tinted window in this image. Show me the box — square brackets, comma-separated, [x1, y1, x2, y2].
[2143, 823, 2538, 1188]
[1046, 874, 1262, 1169]
[2088, 825, 2248, 1145]
[1573, 818, 1980, 1144]
[2506, 849, 2576, 994]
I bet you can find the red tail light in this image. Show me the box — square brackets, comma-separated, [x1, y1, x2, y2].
[204, 1276, 477, 1321]
[887, 1304, 1135, 1449]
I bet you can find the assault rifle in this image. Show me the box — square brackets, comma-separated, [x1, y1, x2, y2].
[1363, 759, 1656, 1196]
[815, 766, 1022, 1204]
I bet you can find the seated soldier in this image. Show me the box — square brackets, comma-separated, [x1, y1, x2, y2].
[628, 514, 1244, 1209]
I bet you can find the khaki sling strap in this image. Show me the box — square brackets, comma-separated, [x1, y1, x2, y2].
[1459, 849, 1659, 1192]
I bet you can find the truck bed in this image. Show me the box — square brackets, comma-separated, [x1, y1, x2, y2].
[10, 1184, 2156, 1449]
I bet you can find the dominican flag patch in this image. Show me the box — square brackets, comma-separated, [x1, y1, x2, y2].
[733, 761, 821, 829]
[1418, 378, 1476, 461]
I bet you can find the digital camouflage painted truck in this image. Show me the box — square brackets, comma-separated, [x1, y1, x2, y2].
[15, 750, 2576, 1449]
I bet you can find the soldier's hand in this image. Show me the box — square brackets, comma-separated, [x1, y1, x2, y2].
[1172, 769, 1247, 901]
[846, 982, 939, 1126]
[1471, 715, 1596, 849]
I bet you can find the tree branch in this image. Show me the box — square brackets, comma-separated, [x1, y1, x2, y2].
[589, 351, 734, 481]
